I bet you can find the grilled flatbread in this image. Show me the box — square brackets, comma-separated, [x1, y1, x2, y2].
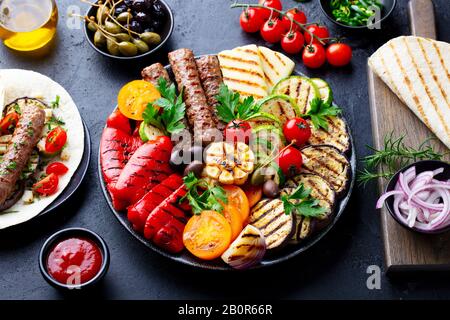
[218, 44, 268, 100]
[368, 36, 450, 150]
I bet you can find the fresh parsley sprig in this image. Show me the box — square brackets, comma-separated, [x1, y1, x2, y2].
[305, 97, 341, 131]
[216, 84, 270, 122]
[281, 184, 326, 218]
[181, 172, 228, 215]
[50, 95, 60, 109]
[142, 77, 186, 135]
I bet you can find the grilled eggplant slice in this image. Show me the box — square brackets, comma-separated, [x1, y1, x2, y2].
[5, 97, 48, 114]
[300, 145, 351, 197]
[284, 173, 336, 220]
[306, 116, 350, 153]
[249, 199, 294, 250]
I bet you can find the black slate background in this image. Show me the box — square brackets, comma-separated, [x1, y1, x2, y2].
[0, 0, 449, 299]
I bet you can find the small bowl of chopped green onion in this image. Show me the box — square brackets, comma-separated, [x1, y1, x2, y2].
[319, 0, 397, 29]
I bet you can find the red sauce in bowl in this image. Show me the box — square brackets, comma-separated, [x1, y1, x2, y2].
[46, 237, 103, 285]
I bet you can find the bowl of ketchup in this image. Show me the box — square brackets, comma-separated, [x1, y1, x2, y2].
[39, 228, 110, 290]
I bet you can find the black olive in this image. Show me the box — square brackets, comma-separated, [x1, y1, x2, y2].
[132, 0, 153, 12]
[150, 19, 162, 32]
[189, 145, 204, 163]
[134, 11, 150, 24]
[263, 180, 279, 198]
[129, 20, 143, 33]
[124, 0, 134, 7]
[184, 161, 204, 178]
[114, 4, 128, 15]
[169, 149, 184, 171]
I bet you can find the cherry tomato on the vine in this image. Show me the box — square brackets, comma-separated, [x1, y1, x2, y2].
[258, 0, 282, 20]
[281, 30, 304, 54]
[304, 24, 329, 45]
[260, 18, 284, 43]
[224, 120, 252, 144]
[326, 43, 353, 67]
[281, 8, 307, 32]
[277, 146, 303, 177]
[302, 43, 326, 69]
[283, 117, 311, 146]
[239, 8, 265, 33]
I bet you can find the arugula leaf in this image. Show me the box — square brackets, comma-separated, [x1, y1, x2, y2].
[181, 172, 228, 215]
[306, 97, 341, 131]
[142, 77, 186, 135]
[281, 183, 326, 218]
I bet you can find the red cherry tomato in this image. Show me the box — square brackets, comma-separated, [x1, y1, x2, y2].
[224, 120, 252, 144]
[302, 43, 326, 69]
[240, 8, 265, 33]
[260, 18, 284, 43]
[106, 109, 131, 134]
[0, 112, 20, 134]
[304, 24, 330, 45]
[326, 43, 353, 67]
[281, 8, 307, 32]
[45, 127, 67, 154]
[33, 173, 59, 196]
[281, 31, 304, 54]
[258, 0, 282, 20]
[283, 117, 311, 146]
[46, 162, 69, 176]
[277, 146, 303, 177]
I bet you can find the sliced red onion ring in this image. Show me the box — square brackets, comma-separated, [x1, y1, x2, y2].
[377, 166, 450, 231]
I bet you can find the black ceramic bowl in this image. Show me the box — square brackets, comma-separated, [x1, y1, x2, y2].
[39, 228, 110, 290]
[83, 0, 174, 60]
[384, 160, 450, 234]
[319, 0, 397, 29]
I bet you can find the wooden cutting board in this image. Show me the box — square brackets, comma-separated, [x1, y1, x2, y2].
[368, 0, 450, 273]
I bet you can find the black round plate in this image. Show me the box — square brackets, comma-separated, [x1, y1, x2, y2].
[40, 121, 91, 215]
[99, 66, 356, 270]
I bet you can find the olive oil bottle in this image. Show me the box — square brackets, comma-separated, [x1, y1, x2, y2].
[0, 0, 58, 52]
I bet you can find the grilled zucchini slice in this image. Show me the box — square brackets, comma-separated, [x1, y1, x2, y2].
[284, 173, 336, 220]
[249, 199, 294, 250]
[252, 94, 299, 127]
[311, 78, 333, 105]
[272, 76, 320, 115]
[306, 116, 350, 153]
[300, 145, 351, 197]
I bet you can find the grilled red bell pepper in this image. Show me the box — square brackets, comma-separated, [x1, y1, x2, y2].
[127, 174, 184, 232]
[143, 184, 191, 253]
[111, 136, 173, 209]
[100, 127, 143, 210]
[106, 109, 131, 134]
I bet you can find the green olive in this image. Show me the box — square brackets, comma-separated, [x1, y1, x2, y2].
[115, 33, 131, 42]
[250, 168, 266, 186]
[96, 5, 109, 24]
[106, 38, 120, 56]
[132, 38, 150, 53]
[116, 12, 132, 23]
[104, 21, 121, 34]
[139, 32, 161, 46]
[87, 21, 97, 32]
[93, 30, 106, 48]
[118, 41, 138, 56]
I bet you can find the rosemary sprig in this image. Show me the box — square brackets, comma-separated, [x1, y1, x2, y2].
[358, 133, 447, 186]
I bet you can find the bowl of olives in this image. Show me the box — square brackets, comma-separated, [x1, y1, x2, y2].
[84, 0, 174, 59]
